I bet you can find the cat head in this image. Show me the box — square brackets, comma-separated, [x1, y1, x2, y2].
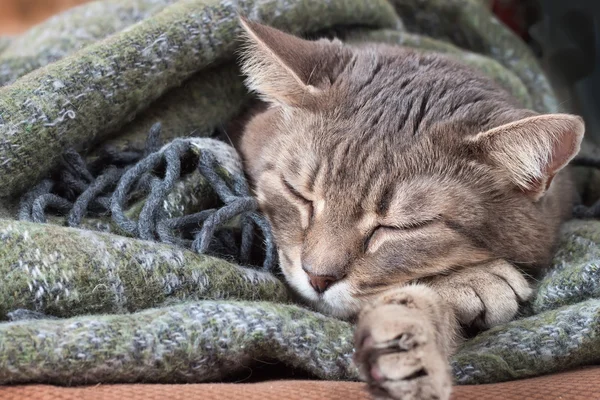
[237, 18, 584, 318]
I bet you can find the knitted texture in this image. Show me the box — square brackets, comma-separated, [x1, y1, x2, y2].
[0, 0, 598, 388]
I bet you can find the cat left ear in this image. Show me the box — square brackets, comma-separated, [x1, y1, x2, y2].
[470, 114, 584, 200]
[238, 17, 350, 107]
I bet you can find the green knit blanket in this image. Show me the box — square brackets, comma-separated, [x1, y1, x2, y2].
[1, 0, 600, 387]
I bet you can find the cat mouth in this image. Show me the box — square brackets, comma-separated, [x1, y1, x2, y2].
[304, 278, 363, 318]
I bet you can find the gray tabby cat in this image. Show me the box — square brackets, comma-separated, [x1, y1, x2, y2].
[232, 18, 584, 400]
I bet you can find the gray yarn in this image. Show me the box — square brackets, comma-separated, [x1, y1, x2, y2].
[198, 150, 244, 203]
[60, 169, 89, 194]
[67, 167, 123, 227]
[57, 149, 122, 215]
[157, 209, 216, 246]
[249, 213, 277, 270]
[31, 194, 73, 223]
[62, 148, 95, 183]
[110, 152, 163, 235]
[94, 147, 146, 167]
[240, 214, 254, 265]
[138, 141, 188, 240]
[18, 122, 277, 271]
[18, 179, 54, 222]
[192, 198, 258, 253]
[196, 150, 277, 270]
[144, 122, 163, 156]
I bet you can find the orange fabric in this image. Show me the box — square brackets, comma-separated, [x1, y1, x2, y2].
[0, 368, 597, 400]
[0, 0, 90, 34]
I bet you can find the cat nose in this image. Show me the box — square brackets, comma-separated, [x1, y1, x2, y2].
[305, 272, 340, 294]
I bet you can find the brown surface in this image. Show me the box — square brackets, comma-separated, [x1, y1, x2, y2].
[0, 367, 598, 400]
[0, 0, 89, 34]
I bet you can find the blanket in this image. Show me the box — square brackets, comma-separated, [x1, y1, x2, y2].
[1, 0, 600, 387]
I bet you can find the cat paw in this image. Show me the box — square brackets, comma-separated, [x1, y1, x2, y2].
[353, 303, 452, 400]
[431, 260, 532, 329]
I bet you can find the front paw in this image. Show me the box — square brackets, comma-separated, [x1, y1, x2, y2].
[431, 260, 533, 329]
[353, 303, 452, 400]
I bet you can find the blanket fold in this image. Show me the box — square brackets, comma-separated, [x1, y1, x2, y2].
[1, 0, 600, 388]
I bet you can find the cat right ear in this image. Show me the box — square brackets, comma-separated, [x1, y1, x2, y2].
[470, 113, 584, 201]
[238, 17, 349, 107]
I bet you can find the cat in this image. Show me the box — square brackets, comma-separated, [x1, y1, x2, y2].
[232, 18, 584, 400]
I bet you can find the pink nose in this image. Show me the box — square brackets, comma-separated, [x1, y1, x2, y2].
[306, 273, 339, 293]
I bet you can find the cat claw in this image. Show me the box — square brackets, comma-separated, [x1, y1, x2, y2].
[367, 333, 416, 353]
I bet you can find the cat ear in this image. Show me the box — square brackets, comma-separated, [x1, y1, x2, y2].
[238, 17, 349, 107]
[471, 114, 584, 200]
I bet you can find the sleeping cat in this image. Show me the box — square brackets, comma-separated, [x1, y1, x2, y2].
[233, 18, 584, 400]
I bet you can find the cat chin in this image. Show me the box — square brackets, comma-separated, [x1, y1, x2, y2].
[281, 262, 363, 319]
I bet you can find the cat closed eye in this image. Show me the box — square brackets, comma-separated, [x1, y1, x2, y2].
[282, 179, 311, 203]
[282, 178, 314, 219]
[364, 220, 436, 252]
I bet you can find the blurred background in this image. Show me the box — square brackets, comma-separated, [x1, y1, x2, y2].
[0, 0, 598, 138]
[0, 0, 88, 34]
